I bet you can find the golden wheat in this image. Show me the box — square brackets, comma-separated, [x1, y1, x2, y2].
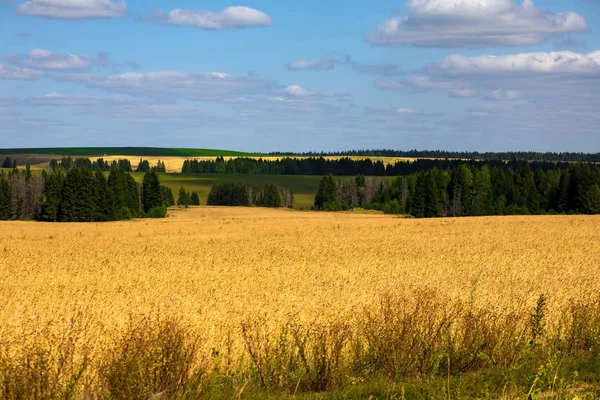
[0, 208, 599, 359]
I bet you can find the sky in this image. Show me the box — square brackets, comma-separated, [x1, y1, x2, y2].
[0, 0, 599, 153]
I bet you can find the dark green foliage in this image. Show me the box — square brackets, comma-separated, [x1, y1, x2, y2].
[146, 205, 168, 218]
[107, 167, 140, 220]
[364, 162, 600, 218]
[40, 170, 64, 222]
[190, 191, 200, 206]
[2, 157, 12, 169]
[59, 167, 97, 222]
[136, 159, 150, 172]
[257, 182, 281, 208]
[152, 160, 166, 173]
[207, 182, 249, 206]
[160, 186, 175, 206]
[93, 169, 111, 222]
[0, 173, 10, 220]
[313, 175, 338, 210]
[177, 187, 190, 207]
[141, 170, 161, 213]
[182, 156, 594, 177]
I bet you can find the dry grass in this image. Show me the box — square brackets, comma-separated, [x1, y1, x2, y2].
[1, 209, 600, 396]
[1, 209, 598, 349]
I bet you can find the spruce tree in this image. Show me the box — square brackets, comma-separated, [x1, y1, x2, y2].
[260, 183, 282, 208]
[190, 191, 200, 206]
[177, 187, 190, 207]
[0, 173, 10, 220]
[40, 169, 64, 222]
[59, 167, 97, 222]
[93, 168, 110, 221]
[160, 186, 175, 206]
[142, 170, 161, 213]
[2, 157, 12, 169]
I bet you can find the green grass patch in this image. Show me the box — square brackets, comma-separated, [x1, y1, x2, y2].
[0, 147, 262, 157]
[131, 173, 337, 210]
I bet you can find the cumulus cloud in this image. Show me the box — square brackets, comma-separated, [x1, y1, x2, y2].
[367, 0, 587, 48]
[26, 49, 104, 71]
[150, 6, 272, 30]
[58, 71, 273, 100]
[0, 64, 43, 80]
[286, 56, 403, 76]
[16, 0, 127, 19]
[287, 59, 338, 71]
[434, 51, 600, 76]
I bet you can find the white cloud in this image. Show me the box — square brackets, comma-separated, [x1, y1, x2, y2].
[27, 49, 100, 71]
[26, 93, 103, 106]
[436, 51, 600, 76]
[375, 81, 405, 90]
[484, 89, 522, 101]
[282, 85, 318, 97]
[17, 0, 127, 19]
[152, 6, 272, 30]
[366, 105, 435, 118]
[367, 0, 587, 48]
[58, 71, 273, 99]
[288, 59, 338, 71]
[0, 64, 43, 80]
[450, 88, 480, 98]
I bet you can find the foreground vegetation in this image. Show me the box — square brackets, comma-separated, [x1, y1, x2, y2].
[1, 209, 600, 397]
[2, 291, 600, 398]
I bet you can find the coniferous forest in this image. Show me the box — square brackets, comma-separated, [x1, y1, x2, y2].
[0, 166, 173, 222]
[181, 156, 576, 176]
[314, 163, 600, 217]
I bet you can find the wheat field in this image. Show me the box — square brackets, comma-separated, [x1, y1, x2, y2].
[1, 208, 598, 353]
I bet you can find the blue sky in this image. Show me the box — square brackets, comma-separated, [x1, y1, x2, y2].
[0, 0, 599, 152]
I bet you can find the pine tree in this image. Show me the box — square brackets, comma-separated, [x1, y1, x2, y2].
[40, 169, 64, 222]
[2, 157, 12, 169]
[93, 168, 111, 221]
[260, 183, 281, 208]
[59, 167, 97, 222]
[0, 173, 10, 220]
[177, 187, 190, 207]
[141, 170, 161, 213]
[160, 186, 175, 206]
[190, 191, 200, 206]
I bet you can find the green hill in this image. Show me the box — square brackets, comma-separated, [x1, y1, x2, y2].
[0, 147, 262, 157]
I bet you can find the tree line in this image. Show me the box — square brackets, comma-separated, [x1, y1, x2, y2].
[181, 157, 583, 177]
[0, 167, 173, 222]
[49, 157, 166, 173]
[270, 150, 600, 163]
[313, 163, 600, 218]
[206, 181, 294, 208]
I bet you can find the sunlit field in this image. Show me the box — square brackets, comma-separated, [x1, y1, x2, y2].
[2, 208, 600, 397]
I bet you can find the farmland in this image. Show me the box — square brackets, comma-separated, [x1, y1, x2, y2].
[1, 208, 600, 397]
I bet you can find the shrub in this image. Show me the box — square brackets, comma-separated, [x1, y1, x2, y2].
[146, 205, 168, 219]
